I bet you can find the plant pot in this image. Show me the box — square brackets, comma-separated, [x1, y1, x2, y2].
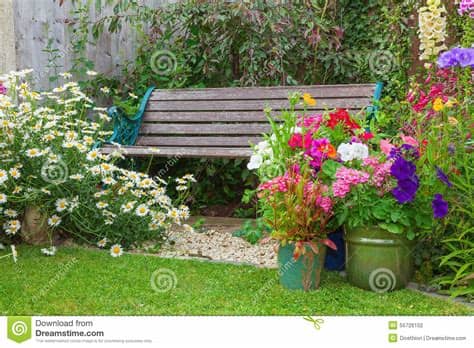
[345, 226, 415, 292]
[21, 206, 50, 245]
[278, 242, 327, 291]
[324, 227, 345, 271]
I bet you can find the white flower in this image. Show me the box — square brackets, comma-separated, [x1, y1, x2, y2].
[247, 154, 263, 170]
[0, 193, 7, 204]
[25, 148, 42, 157]
[4, 209, 18, 218]
[55, 199, 68, 212]
[8, 167, 21, 179]
[135, 204, 149, 217]
[121, 201, 136, 213]
[4, 220, 21, 235]
[41, 246, 57, 256]
[60, 72, 72, 79]
[110, 244, 123, 257]
[48, 215, 62, 227]
[86, 70, 98, 76]
[100, 86, 110, 94]
[96, 201, 109, 209]
[0, 169, 8, 184]
[337, 143, 369, 162]
[337, 143, 354, 162]
[97, 238, 108, 248]
[351, 143, 369, 160]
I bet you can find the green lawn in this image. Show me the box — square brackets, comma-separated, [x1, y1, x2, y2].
[0, 246, 471, 316]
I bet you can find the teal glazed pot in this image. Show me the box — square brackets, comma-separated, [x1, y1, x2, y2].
[278, 243, 327, 291]
[345, 226, 415, 292]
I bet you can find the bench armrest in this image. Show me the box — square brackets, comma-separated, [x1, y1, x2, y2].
[366, 81, 384, 125]
[106, 86, 156, 146]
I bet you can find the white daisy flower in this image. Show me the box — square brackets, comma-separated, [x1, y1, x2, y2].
[4, 209, 18, 218]
[121, 201, 136, 213]
[100, 86, 110, 94]
[9, 167, 21, 179]
[97, 238, 108, 248]
[48, 215, 62, 227]
[0, 169, 9, 184]
[86, 70, 98, 76]
[55, 198, 68, 212]
[135, 204, 149, 217]
[96, 201, 109, 209]
[110, 244, 123, 257]
[0, 193, 7, 204]
[86, 150, 100, 161]
[25, 148, 42, 157]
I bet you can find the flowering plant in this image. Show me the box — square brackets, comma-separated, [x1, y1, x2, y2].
[327, 134, 451, 240]
[248, 93, 373, 253]
[258, 163, 336, 259]
[0, 70, 192, 255]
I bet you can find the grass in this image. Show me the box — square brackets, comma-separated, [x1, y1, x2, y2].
[0, 246, 472, 316]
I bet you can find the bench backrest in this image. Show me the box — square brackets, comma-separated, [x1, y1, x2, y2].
[136, 84, 378, 150]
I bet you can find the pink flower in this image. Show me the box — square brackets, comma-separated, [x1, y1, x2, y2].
[380, 139, 394, 156]
[332, 167, 370, 198]
[400, 134, 419, 148]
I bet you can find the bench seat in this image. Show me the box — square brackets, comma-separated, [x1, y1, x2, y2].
[101, 83, 383, 158]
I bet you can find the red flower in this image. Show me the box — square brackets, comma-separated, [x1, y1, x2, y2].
[288, 133, 303, 148]
[361, 132, 374, 141]
[326, 109, 361, 131]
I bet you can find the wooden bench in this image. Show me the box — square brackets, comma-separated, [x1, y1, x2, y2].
[102, 83, 383, 158]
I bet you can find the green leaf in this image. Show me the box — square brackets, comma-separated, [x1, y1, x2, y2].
[379, 223, 403, 234]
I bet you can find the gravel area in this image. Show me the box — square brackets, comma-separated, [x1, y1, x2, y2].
[153, 219, 278, 268]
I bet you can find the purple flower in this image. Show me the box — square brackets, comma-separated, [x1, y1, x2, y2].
[437, 47, 474, 69]
[432, 194, 448, 219]
[437, 51, 457, 69]
[390, 156, 416, 180]
[0, 83, 7, 95]
[435, 166, 452, 187]
[391, 176, 419, 204]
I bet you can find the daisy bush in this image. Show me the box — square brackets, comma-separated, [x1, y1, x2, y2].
[0, 70, 192, 255]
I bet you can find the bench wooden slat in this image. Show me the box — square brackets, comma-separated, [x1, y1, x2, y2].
[140, 123, 271, 135]
[136, 136, 262, 147]
[102, 145, 253, 158]
[150, 84, 376, 101]
[147, 98, 371, 112]
[142, 109, 362, 123]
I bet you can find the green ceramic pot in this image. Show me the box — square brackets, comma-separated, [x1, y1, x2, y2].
[278, 243, 327, 291]
[345, 226, 415, 292]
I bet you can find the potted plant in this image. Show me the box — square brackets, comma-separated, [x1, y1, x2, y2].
[328, 136, 451, 292]
[258, 164, 336, 290]
[247, 94, 369, 279]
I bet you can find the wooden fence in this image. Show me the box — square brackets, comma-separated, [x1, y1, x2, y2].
[1, 0, 170, 89]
